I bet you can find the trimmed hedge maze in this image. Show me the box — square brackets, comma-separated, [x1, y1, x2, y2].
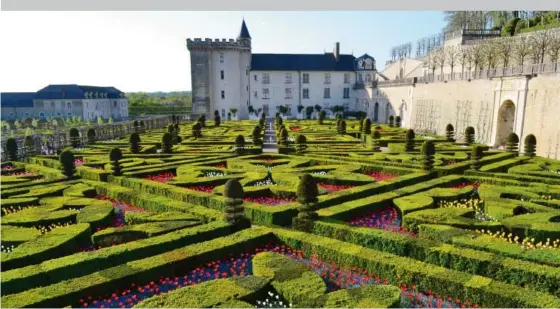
[1, 117, 560, 308]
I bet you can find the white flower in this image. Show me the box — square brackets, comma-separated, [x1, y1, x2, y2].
[276, 295, 280, 299]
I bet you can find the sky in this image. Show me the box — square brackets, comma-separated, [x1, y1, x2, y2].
[0, 11, 446, 93]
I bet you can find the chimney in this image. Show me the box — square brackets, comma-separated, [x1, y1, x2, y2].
[334, 42, 340, 61]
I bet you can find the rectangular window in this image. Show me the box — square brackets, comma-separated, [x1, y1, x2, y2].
[254, 91, 258, 98]
[286, 104, 292, 116]
[263, 88, 270, 99]
[285, 88, 292, 99]
[344, 73, 350, 84]
[221, 70, 224, 80]
[324, 88, 331, 99]
[324, 73, 331, 84]
[285, 73, 292, 84]
[254, 74, 257, 81]
[358, 74, 363, 82]
[343, 88, 350, 99]
[220, 53, 224, 63]
[302, 73, 309, 84]
[221, 91, 225, 99]
[222, 109, 225, 118]
[262, 73, 270, 84]
[302, 88, 309, 99]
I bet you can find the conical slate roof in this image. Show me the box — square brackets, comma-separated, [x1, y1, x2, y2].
[238, 19, 251, 39]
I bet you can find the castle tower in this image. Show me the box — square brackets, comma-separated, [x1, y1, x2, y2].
[186, 20, 252, 120]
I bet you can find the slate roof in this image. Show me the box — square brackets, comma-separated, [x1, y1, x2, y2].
[238, 19, 251, 39]
[35, 84, 124, 100]
[1, 92, 36, 108]
[251, 53, 357, 71]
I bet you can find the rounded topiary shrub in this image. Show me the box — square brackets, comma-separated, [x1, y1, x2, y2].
[235, 135, 245, 155]
[465, 127, 475, 145]
[372, 130, 381, 152]
[5, 138, 18, 161]
[395, 116, 402, 128]
[445, 124, 454, 142]
[162, 133, 173, 153]
[252, 125, 262, 145]
[363, 118, 372, 135]
[388, 116, 394, 127]
[293, 174, 319, 232]
[223, 179, 249, 227]
[471, 145, 484, 170]
[421, 140, 435, 171]
[506, 133, 520, 153]
[129, 132, 141, 154]
[405, 129, 415, 152]
[524, 134, 537, 157]
[295, 134, 307, 154]
[69, 128, 80, 148]
[59, 149, 76, 178]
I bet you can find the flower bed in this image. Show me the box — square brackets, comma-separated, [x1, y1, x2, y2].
[243, 196, 296, 206]
[144, 172, 175, 183]
[75, 158, 84, 166]
[448, 181, 480, 189]
[318, 183, 356, 192]
[202, 171, 226, 177]
[347, 206, 416, 237]
[3, 171, 36, 177]
[289, 126, 301, 131]
[213, 163, 226, 169]
[185, 185, 215, 193]
[367, 171, 398, 181]
[76, 242, 472, 308]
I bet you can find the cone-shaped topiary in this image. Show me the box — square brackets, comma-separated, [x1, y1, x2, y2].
[421, 140, 435, 171]
[69, 128, 80, 148]
[524, 134, 537, 157]
[465, 127, 475, 145]
[295, 134, 307, 154]
[87, 128, 96, 144]
[173, 123, 181, 143]
[318, 110, 326, 124]
[336, 119, 342, 133]
[388, 116, 394, 127]
[371, 130, 381, 152]
[395, 116, 402, 128]
[252, 125, 262, 145]
[198, 115, 206, 127]
[405, 129, 415, 152]
[471, 145, 484, 170]
[445, 124, 455, 142]
[358, 118, 364, 133]
[223, 179, 249, 226]
[129, 132, 141, 154]
[109, 147, 123, 176]
[59, 149, 76, 178]
[133, 120, 139, 133]
[235, 135, 245, 155]
[215, 115, 221, 127]
[280, 128, 289, 146]
[24, 136, 34, 156]
[339, 120, 347, 134]
[506, 133, 520, 153]
[162, 133, 173, 153]
[363, 118, 372, 135]
[259, 118, 265, 128]
[293, 174, 319, 232]
[5, 138, 18, 161]
[192, 122, 202, 138]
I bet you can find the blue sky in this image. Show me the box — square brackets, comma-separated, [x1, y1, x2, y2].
[0, 11, 445, 92]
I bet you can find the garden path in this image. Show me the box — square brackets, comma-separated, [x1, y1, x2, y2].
[262, 120, 279, 153]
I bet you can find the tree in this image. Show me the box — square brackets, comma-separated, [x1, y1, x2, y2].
[252, 125, 262, 145]
[162, 133, 173, 153]
[87, 128, 96, 144]
[295, 134, 307, 154]
[5, 138, 18, 161]
[247, 106, 254, 116]
[223, 179, 249, 227]
[60, 149, 76, 178]
[229, 108, 238, 118]
[277, 105, 288, 117]
[297, 105, 305, 115]
[167, 124, 177, 144]
[465, 127, 475, 145]
[109, 148, 123, 176]
[388, 116, 394, 127]
[445, 124, 455, 141]
[421, 140, 436, 171]
[547, 33, 560, 63]
[130, 132, 141, 154]
[339, 120, 347, 135]
[395, 116, 402, 128]
[292, 174, 319, 232]
[530, 29, 553, 64]
[471, 145, 485, 170]
[405, 129, 416, 152]
[483, 41, 499, 70]
[305, 106, 314, 119]
[446, 45, 460, 75]
[318, 110, 326, 124]
[524, 134, 537, 157]
[495, 38, 513, 68]
[506, 133, 520, 153]
[434, 47, 446, 75]
[372, 130, 381, 152]
[314, 104, 322, 114]
[363, 118, 372, 135]
[514, 36, 532, 66]
[235, 135, 245, 155]
[458, 45, 470, 74]
[69, 128, 80, 148]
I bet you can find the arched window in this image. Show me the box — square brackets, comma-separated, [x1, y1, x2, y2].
[373, 102, 379, 122]
[366, 74, 371, 82]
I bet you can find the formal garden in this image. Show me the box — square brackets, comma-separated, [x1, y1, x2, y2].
[1, 112, 560, 308]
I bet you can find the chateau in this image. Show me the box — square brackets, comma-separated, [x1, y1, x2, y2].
[1, 84, 129, 121]
[187, 20, 377, 120]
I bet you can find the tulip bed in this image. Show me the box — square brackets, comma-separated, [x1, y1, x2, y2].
[2, 119, 560, 308]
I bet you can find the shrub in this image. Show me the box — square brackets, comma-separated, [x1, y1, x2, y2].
[405, 129, 415, 152]
[339, 120, 346, 135]
[465, 126, 475, 145]
[86, 128, 96, 144]
[69, 128, 80, 148]
[6, 138, 18, 161]
[421, 140, 435, 171]
[371, 131, 381, 152]
[471, 145, 484, 170]
[388, 116, 394, 127]
[252, 125, 262, 145]
[280, 128, 289, 146]
[235, 135, 245, 155]
[295, 134, 307, 154]
[395, 116, 402, 128]
[501, 17, 520, 36]
[318, 110, 326, 124]
[109, 147, 123, 176]
[215, 115, 221, 127]
[259, 118, 265, 128]
[445, 124, 454, 141]
[358, 118, 364, 133]
[305, 106, 314, 119]
[506, 133, 519, 153]
[129, 132, 141, 154]
[222, 179, 249, 226]
[59, 150, 76, 178]
[192, 122, 202, 138]
[293, 174, 319, 232]
[363, 118, 372, 134]
[199, 115, 206, 127]
[524, 134, 537, 157]
[162, 133, 173, 153]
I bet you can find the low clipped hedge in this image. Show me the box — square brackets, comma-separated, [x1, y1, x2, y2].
[124, 211, 200, 225]
[314, 285, 401, 308]
[479, 156, 529, 173]
[19, 163, 65, 181]
[1, 228, 274, 308]
[270, 227, 560, 308]
[0, 221, 243, 296]
[0, 225, 42, 247]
